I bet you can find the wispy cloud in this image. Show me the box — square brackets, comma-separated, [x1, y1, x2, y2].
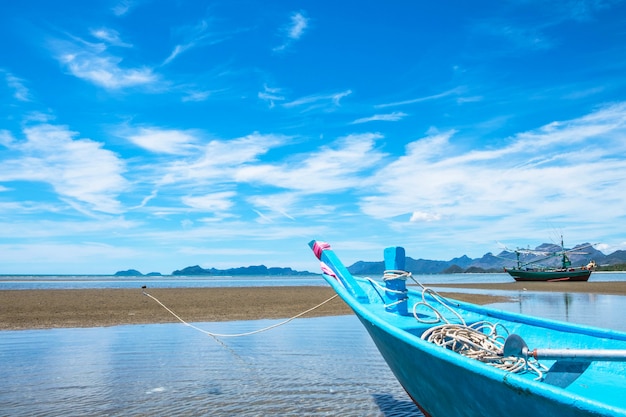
[182, 90, 212, 102]
[351, 111, 408, 124]
[90, 28, 132, 47]
[248, 193, 297, 221]
[487, 23, 555, 51]
[258, 84, 285, 108]
[273, 11, 309, 52]
[283, 90, 351, 111]
[182, 191, 236, 212]
[159, 132, 291, 185]
[2, 70, 31, 102]
[359, 103, 626, 247]
[234, 132, 385, 193]
[124, 127, 199, 154]
[376, 87, 464, 108]
[111, 0, 134, 16]
[163, 20, 210, 65]
[163, 18, 233, 65]
[0, 124, 127, 214]
[49, 34, 157, 90]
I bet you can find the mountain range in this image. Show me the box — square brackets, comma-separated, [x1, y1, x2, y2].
[114, 242, 626, 276]
[347, 243, 626, 275]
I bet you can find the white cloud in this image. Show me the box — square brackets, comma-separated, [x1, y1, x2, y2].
[288, 12, 308, 39]
[125, 127, 199, 154]
[50, 36, 157, 90]
[283, 90, 352, 110]
[0, 124, 127, 214]
[248, 193, 297, 221]
[258, 84, 285, 108]
[3, 71, 31, 102]
[164, 44, 186, 65]
[163, 19, 228, 65]
[182, 191, 236, 212]
[0, 129, 14, 147]
[410, 211, 442, 222]
[234, 132, 385, 193]
[159, 132, 290, 185]
[90, 28, 132, 47]
[351, 112, 408, 124]
[112, 0, 133, 16]
[274, 11, 310, 52]
[182, 90, 212, 102]
[376, 87, 464, 108]
[62, 54, 156, 89]
[358, 102, 626, 243]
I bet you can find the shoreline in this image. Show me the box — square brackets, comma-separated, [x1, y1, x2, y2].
[2, 282, 626, 330]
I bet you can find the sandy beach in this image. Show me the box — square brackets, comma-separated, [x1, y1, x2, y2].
[2, 281, 626, 330]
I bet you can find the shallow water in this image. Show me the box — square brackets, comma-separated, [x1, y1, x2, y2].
[0, 275, 327, 290]
[0, 316, 423, 417]
[2, 274, 626, 416]
[1, 272, 624, 290]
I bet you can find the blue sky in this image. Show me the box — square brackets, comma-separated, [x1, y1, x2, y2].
[2, 1, 626, 274]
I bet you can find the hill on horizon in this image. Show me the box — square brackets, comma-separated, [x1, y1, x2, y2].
[347, 243, 626, 275]
[114, 243, 626, 276]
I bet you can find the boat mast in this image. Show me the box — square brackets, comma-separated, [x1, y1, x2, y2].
[560, 235, 571, 269]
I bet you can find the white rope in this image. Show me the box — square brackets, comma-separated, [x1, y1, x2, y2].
[382, 270, 411, 281]
[365, 270, 410, 309]
[421, 322, 548, 379]
[386, 271, 549, 379]
[142, 291, 339, 338]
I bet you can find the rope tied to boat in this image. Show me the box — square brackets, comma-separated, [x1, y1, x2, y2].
[142, 289, 339, 338]
[384, 271, 549, 380]
[366, 270, 409, 309]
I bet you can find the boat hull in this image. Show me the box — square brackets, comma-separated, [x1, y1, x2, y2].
[348, 285, 626, 417]
[505, 268, 591, 282]
[358, 314, 617, 417]
[309, 240, 626, 417]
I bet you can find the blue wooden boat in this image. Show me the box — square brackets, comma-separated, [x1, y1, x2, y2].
[309, 240, 626, 417]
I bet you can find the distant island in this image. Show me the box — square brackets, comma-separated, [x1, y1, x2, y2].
[114, 265, 314, 277]
[114, 269, 163, 277]
[172, 265, 314, 276]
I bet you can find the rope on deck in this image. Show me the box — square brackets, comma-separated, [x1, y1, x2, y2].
[374, 270, 548, 379]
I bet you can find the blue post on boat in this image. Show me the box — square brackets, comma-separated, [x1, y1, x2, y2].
[383, 246, 408, 315]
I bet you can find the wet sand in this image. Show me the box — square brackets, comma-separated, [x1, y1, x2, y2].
[1, 281, 625, 330]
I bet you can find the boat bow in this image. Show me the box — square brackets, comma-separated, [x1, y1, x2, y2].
[309, 240, 626, 417]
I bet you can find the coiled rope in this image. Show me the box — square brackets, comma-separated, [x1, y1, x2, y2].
[374, 270, 548, 379]
[142, 290, 338, 338]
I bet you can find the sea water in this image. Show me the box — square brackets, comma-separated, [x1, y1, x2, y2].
[0, 316, 422, 416]
[0, 275, 328, 290]
[1, 271, 624, 290]
[2, 273, 626, 416]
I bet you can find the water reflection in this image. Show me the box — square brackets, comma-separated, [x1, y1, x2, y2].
[0, 316, 424, 416]
[2, 286, 625, 416]
[488, 292, 626, 332]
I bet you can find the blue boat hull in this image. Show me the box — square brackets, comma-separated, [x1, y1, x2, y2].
[358, 314, 624, 417]
[310, 240, 626, 417]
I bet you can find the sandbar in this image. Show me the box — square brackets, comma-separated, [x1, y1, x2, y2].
[1, 281, 625, 330]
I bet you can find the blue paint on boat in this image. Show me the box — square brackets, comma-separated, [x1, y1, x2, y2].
[309, 240, 626, 417]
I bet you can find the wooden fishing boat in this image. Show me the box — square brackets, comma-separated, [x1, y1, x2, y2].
[309, 240, 626, 417]
[504, 264, 593, 282]
[503, 236, 596, 282]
